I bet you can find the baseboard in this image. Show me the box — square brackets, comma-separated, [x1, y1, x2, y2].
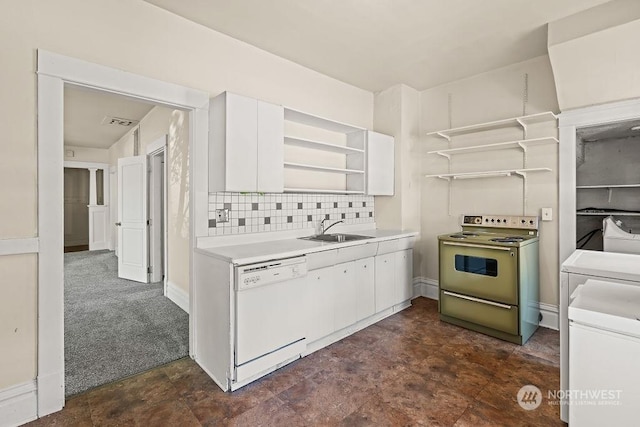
[538, 302, 559, 330]
[0, 381, 37, 427]
[413, 276, 438, 300]
[412, 277, 559, 330]
[166, 281, 189, 314]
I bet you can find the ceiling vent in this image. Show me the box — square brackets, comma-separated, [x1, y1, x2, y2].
[101, 116, 139, 127]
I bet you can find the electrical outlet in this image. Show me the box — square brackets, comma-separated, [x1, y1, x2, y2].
[216, 208, 229, 223]
[541, 207, 552, 221]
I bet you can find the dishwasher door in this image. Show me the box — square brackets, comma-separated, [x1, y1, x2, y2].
[235, 257, 307, 370]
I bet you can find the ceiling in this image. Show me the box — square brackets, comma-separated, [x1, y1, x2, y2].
[144, 0, 610, 92]
[64, 86, 155, 149]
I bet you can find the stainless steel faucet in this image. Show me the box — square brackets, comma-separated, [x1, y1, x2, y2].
[320, 218, 344, 235]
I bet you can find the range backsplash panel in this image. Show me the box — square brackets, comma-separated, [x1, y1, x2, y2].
[208, 193, 375, 235]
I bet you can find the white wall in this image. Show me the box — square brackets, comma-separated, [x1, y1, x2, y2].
[63, 145, 109, 163]
[548, 1, 640, 110]
[373, 84, 422, 273]
[0, 0, 372, 391]
[419, 55, 560, 306]
[108, 106, 190, 293]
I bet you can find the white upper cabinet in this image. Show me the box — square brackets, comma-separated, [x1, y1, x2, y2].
[209, 92, 284, 192]
[366, 131, 395, 195]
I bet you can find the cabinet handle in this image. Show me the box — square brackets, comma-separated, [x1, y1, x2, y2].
[344, 270, 347, 273]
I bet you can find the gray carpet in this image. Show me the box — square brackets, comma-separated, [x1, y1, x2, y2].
[64, 250, 189, 397]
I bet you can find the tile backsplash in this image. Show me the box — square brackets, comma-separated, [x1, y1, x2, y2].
[208, 193, 375, 236]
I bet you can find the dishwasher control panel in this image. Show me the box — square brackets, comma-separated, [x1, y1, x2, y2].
[236, 256, 307, 291]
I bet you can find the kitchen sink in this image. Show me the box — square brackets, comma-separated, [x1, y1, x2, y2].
[300, 233, 374, 243]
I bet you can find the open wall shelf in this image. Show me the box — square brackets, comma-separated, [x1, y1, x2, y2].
[425, 168, 552, 181]
[284, 162, 364, 175]
[427, 136, 558, 158]
[283, 187, 364, 195]
[426, 111, 557, 141]
[284, 136, 364, 154]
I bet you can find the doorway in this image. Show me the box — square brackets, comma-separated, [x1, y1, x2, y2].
[37, 49, 209, 416]
[63, 168, 90, 252]
[63, 91, 188, 396]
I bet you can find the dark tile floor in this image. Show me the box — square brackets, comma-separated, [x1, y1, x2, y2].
[28, 297, 564, 426]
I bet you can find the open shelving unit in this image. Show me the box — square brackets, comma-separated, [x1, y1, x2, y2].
[283, 107, 366, 194]
[424, 111, 558, 214]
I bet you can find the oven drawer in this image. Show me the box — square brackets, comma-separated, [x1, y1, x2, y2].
[439, 240, 518, 305]
[440, 290, 519, 335]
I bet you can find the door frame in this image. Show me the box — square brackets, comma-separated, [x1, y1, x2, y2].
[37, 50, 209, 416]
[147, 136, 168, 286]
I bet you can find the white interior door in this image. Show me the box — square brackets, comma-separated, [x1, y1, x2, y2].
[117, 156, 148, 283]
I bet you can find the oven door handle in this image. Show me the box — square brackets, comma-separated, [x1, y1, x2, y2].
[442, 241, 512, 251]
[443, 291, 512, 309]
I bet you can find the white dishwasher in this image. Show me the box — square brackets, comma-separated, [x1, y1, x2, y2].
[569, 279, 640, 427]
[234, 256, 308, 384]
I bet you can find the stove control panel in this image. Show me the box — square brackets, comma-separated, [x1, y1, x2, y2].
[461, 215, 539, 229]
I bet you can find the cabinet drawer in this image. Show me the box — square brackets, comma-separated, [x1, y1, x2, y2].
[440, 290, 518, 335]
[306, 250, 337, 271]
[376, 239, 399, 255]
[336, 243, 378, 264]
[397, 236, 416, 251]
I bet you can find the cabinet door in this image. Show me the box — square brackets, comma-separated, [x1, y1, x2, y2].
[210, 92, 258, 192]
[307, 266, 336, 342]
[367, 131, 394, 196]
[257, 101, 284, 193]
[355, 257, 375, 321]
[395, 249, 413, 305]
[334, 261, 357, 331]
[224, 93, 258, 192]
[375, 253, 396, 311]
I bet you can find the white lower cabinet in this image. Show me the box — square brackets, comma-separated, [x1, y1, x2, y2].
[375, 253, 396, 311]
[395, 249, 413, 304]
[355, 257, 375, 321]
[375, 249, 413, 311]
[334, 261, 357, 331]
[307, 266, 336, 343]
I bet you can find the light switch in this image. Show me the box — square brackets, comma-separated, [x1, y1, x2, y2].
[541, 208, 552, 221]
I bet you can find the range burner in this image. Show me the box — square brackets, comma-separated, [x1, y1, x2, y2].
[490, 236, 525, 243]
[449, 232, 479, 239]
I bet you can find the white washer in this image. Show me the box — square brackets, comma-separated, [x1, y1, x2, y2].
[603, 216, 640, 255]
[569, 279, 640, 426]
[559, 250, 640, 422]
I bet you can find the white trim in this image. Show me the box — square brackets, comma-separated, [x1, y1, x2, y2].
[146, 129, 167, 154]
[36, 49, 208, 419]
[63, 160, 109, 170]
[0, 238, 39, 256]
[558, 98, 640, 266]
[166, 281, 189, 314]
[0, 381, 37, 427]
[413, 276, 439, 300]
[539, 302, 559, 330]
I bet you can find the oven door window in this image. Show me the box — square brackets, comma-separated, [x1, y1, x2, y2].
[454, 254, 498, 277]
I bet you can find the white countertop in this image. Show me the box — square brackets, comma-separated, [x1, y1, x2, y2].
[561, 249, 640, 283]
[196, 229, 418, 265]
